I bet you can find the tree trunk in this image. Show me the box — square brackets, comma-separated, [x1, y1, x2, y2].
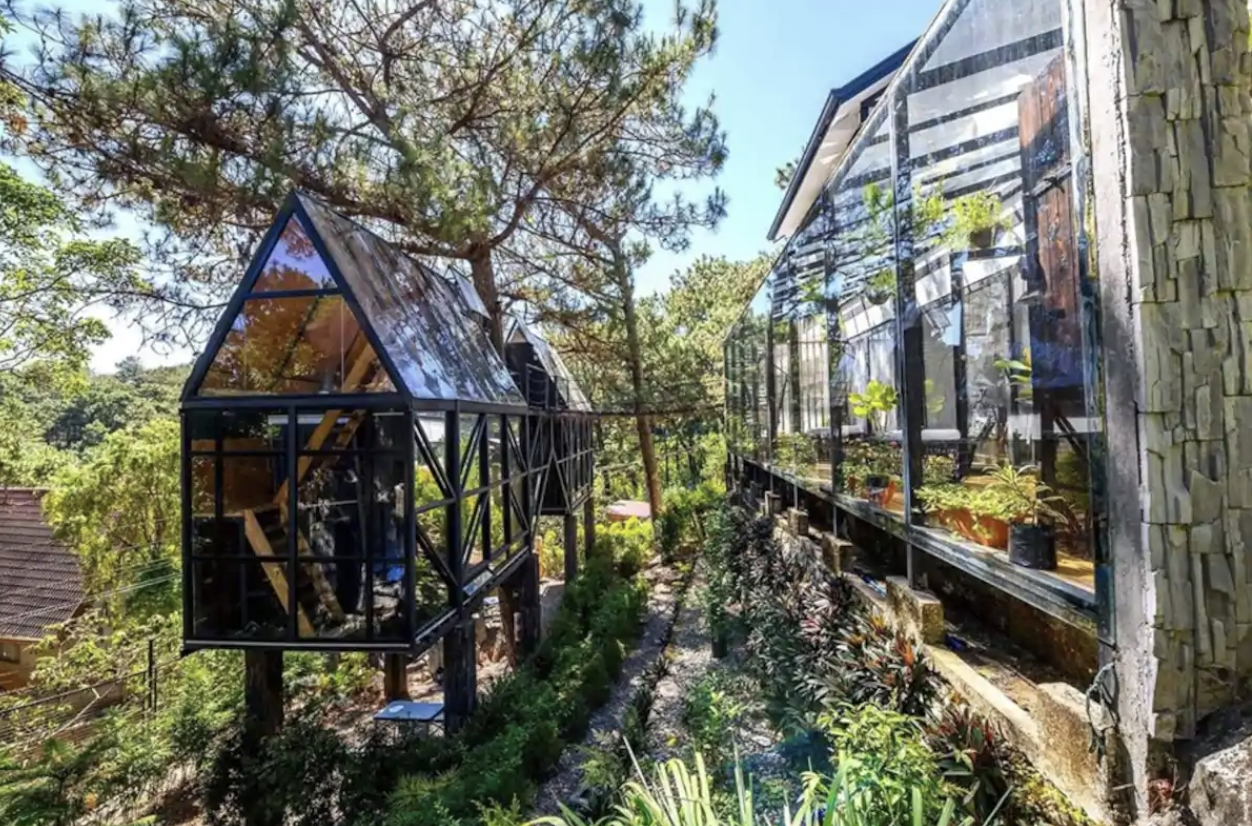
[469, 247, 505, 354]
[469, 246, 524, 668]
[618, 256, 663, 520]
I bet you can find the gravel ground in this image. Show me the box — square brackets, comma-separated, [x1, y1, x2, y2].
[530, 560, 689, 816]
[643, 569, 711, 764]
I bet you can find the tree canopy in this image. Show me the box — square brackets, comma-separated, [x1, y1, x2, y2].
[4, 0, 724, 347]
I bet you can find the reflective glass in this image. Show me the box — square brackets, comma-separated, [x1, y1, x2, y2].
[298, 196, 524, 404]
[198, 294, 394, 395]
[251, 217, 337, 292]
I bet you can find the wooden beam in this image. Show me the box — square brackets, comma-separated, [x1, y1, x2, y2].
[243, 509, 315, 637]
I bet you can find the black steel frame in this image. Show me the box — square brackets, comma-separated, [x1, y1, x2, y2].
[179, 193, 597, 730]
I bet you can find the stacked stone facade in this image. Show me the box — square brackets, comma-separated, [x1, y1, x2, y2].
[1085, 0, 1252, 814]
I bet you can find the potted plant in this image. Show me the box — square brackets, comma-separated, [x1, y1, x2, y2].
[977, 462, 1069, 569]
[942, 191, 1011, 249]
[994, 348, 1033, 403]
[918, 482, 976, 538]
[866, 268, 895, 305]
[849, 379, 897, 435]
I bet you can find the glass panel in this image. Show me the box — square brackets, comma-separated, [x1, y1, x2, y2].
[413, 554, 451, 630]
[488, 416, 504, 485]
[416, 414, 449, 485]
[222, 454, 284, 517]
[191, 559, 291, 641]
[297, 196, 524, 405]
[827, 114, 903, 515]
[893, 0, 1094, 591]
[191, 456, 216, 516]
[198, 294, 395, 396]
[251, 217, 337, 292]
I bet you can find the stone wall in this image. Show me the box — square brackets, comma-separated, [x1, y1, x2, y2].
[1084, 0, 1252, 814]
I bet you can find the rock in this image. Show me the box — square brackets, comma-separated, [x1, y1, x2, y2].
[1190, 732, 1252, 826]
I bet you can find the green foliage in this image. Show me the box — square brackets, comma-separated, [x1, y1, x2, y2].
[977, 463, 1068, 526]
[925, 704, 1009, 819]
[658, 482, 722, 562]
[993, 350, 1033, 402]
[0, 162, 145, 378]
[681, 674, 747, 769]
[773, 433, 819, 473]
[44, 418, 180, 602]
[0, 738, 112, 826]
[526, 749, 982, 826]
[702, 507, 737, 647]
[821, 705, 950, 822]
[599, 517, 654, 577]
[849, 381, 897, 433]
[941, 192, 1011, 249]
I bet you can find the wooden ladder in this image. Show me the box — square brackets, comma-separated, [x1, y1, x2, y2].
[241, 335, 381, 632]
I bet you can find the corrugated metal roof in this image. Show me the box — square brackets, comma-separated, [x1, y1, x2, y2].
[0, 489, 83, 641]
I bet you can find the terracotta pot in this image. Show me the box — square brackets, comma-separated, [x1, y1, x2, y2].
[975, 516, 1010, 550]
[941, 508, 975, 538]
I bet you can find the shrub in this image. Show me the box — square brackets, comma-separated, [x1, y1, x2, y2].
[680, 675, 746, 769]
[598, 517, 653, 577]
[821, 704, 951, 823]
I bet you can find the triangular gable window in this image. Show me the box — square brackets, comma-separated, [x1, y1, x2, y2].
[194, 216, 394, 396]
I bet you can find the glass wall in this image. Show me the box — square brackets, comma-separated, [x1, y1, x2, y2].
[827, 114, 904, 515]
[724, 0, 1103, 598]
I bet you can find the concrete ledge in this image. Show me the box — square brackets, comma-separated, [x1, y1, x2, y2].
[885, 576, 945, 646]
[786, 507, 809, 536]
[818, 532, 851, 574]
[1035, 682, 1115, 821]
[843, 571, 1115, 825]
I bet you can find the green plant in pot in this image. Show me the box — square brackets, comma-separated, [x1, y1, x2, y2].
[850, 379, 898, 435]
[866, 267, 895, 305]
[978, 462, 1069, 569]
[942, 190, 1011, 249]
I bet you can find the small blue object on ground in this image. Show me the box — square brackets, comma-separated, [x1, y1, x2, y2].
[373, 701, 445, 726]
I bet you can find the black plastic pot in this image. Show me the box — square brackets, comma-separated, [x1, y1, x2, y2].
[711, 630, 729, 660]
[1009, 523, 1056, 570]
[969, 227, 995, 249]
[867, 286, 891, 305]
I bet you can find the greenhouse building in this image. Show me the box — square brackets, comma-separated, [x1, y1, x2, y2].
[725, 0, 1252, 821]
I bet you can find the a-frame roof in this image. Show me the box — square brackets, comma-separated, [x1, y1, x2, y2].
[506, 319, 592, 411]
[183, 192, 525, 407]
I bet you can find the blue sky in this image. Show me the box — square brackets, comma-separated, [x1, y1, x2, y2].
[12, 0, 940, 372]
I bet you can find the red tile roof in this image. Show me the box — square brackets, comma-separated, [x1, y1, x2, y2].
[0, 488, 84, 641]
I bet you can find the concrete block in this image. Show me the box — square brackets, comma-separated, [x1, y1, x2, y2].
[819, 532, 851, 574]
[1191, 731, 1252, 826]
[885, 576, 945, 645]
[786, 507, 809, 536]
[1035, 683, 1116, 823]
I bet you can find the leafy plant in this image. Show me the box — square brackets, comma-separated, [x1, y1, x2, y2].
[774, 432, 819, 473]
[941, 192, 1011, 249]
[681, 675, 747, 769]
[866, 269, 895, 304]
[976, 463, 1068, 527]
[923, 455, 957, 487]
[993, 349, 1032, 402]
[849, 381, 897, 434]
[528, 748, 984, 826]
[923, 379, 946, 417]
[925, 704, 1010, 820]
[821, 704, 952, 824]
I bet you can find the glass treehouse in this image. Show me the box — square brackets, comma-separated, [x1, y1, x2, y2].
[181, 193, 550, 652]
